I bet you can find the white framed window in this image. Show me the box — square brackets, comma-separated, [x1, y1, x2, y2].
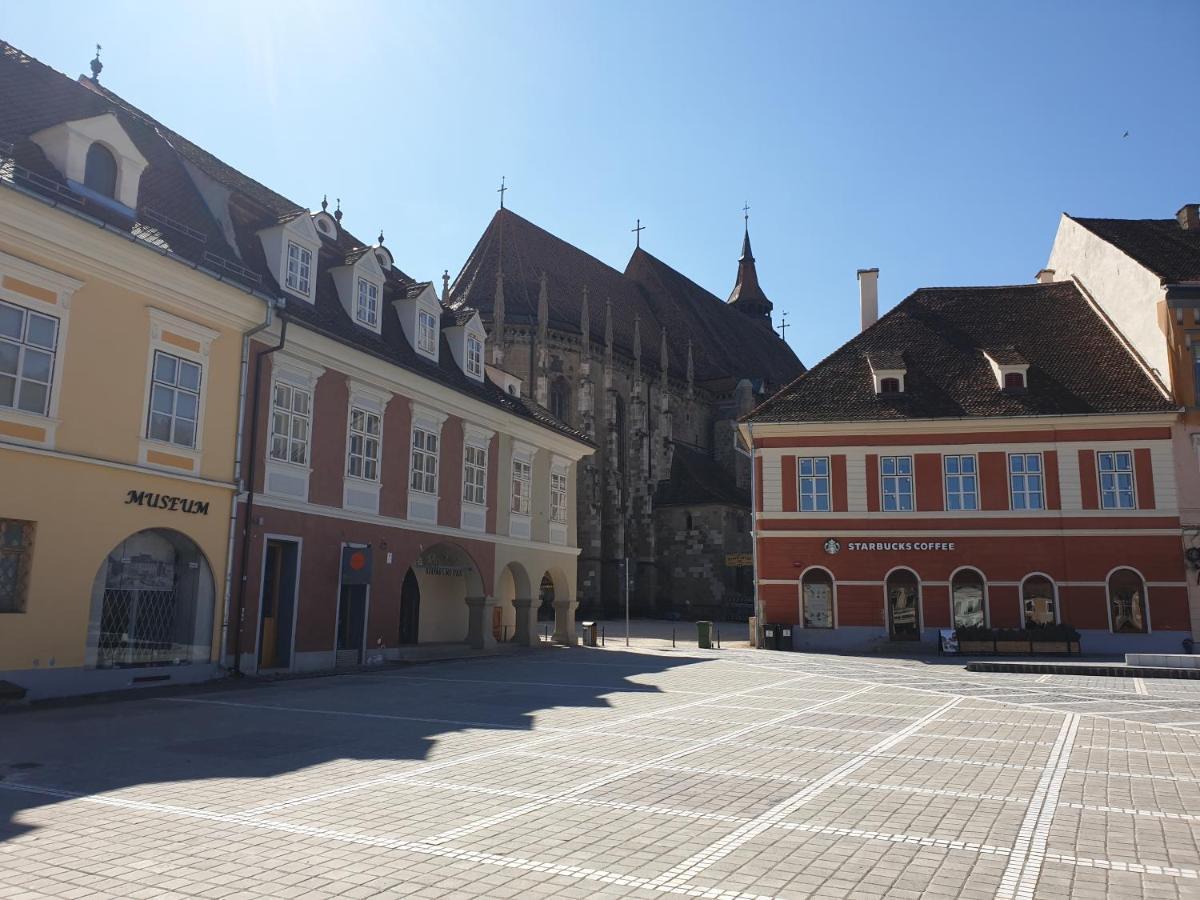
[146, 350, 201, 448]
[1098, 451, 1135, 509]
[0, 298, 59, 416]
[463, 444, 487, 505]
[796, 457, 830, 512]
[1009, 453, 1044, 510]
[550, 470, 568, 523]
[511, 457, 532, 515]
[270, 381, 312, 465]
[346, 407, 381, 481]
[944, 454, 977, 511]
[286, 241, 312, 296]
[466, 333, 483, 378]
[410, 427, 438, 494]
[417, 309, 437, 354]
[355, 278, 379, 327]
[880, 455, 913, 511]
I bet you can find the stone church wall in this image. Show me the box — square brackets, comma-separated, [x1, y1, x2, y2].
[654, 504, 754, 619]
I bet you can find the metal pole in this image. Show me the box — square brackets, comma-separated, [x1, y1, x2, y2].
[601, 625, 605, 647]
[625, 557, 630, 647]
[717, 626, 721, 649]
[672, 627, 675, 648]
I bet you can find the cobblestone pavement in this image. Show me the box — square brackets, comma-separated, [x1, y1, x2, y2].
[2, 646, 1200, 899]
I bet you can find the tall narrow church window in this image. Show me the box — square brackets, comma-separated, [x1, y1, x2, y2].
[84, 143, 118, 198]
[614, 395, 627, 474]
[550, 377, 570, 423]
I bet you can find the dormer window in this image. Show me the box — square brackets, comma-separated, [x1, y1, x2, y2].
[1004, 371, 1026, 390]
[466, 333, 483, 378]
[417, 309, 437, 354]
[867, 351, 906, 395]
[983, 347, 1029, 392]
[356, 278, 379, 327]
[83, 144, 117, 198]
[880, 377, 901, 394]
[286, 241, 312, 296]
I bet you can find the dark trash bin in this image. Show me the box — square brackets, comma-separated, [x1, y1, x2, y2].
[779, 625, 794, 651]
[696, 620, 713, 649]
[581, 621, 597, 647]
[762, 623, 778, 651]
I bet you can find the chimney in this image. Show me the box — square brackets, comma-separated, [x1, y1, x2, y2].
[1036, 268, 1056, 284]
[858, 268, 879, 331]
[1177, 204, 1200, 231]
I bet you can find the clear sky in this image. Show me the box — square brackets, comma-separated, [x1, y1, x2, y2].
[2, 1, 1197, 366]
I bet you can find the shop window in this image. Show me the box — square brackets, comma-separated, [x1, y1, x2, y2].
[86, 529, 215, 668]
[944, 455, 977, 511]
[1021, 574, 1057, 627]
[886, 568, 921, 639]
[0, 519, 35, 613]
[802, 568, 834, 628]
[1009, 453, 1044, 510]
[1098, 451, 1135, 509]
[951, 568, 986, 629]
[1108, 568, 1148, 633]
[881, 455, 913, 511]
[797, 456, 830, 511]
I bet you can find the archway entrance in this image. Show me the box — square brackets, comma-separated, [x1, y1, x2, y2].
[537, 574, 555, 621]
[886, 569, 921, 641]
[496, 562, 534, 645]
[412, 543, 485, 646]
[86, 529, 215, 668]
[399, 568, 420, 645]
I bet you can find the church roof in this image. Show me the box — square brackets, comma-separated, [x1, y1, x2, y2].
[725, 228, 773, 317]
[449, 209, 804, 388]
[747, 281, 1174, 424]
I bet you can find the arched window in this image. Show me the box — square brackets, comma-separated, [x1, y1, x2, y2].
[1021, 574, 1057, 627]
[549, 377, 570, 424]
[84, 143, 118, 199]
[802, 568, 834, 629]
[685, 513, 693, 531]
[1108, 568, 1148, 633]
[951, 568, 986, 629]
[613, 394, 627, 474]
[1004, 371, 1026, 390]
[885, 568, 920, 639]
[880, 377, 901, 394]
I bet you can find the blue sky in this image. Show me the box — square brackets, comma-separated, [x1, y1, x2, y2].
[2, 1, 1197, 366]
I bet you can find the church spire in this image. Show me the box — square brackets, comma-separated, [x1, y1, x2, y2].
[726, 210, 774, 320]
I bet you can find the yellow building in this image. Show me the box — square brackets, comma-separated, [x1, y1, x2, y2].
[0, 45, 269, 698]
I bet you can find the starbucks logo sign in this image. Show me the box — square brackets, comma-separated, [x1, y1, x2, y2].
[823, 538, 841, 555]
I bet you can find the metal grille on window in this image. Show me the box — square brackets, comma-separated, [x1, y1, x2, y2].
[147, 350, 201, 448]
[0, 298, 59, 415]
[0, 519, 34, 613]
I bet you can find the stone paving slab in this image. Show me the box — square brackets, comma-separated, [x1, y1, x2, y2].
[2, 646, 1200, 897]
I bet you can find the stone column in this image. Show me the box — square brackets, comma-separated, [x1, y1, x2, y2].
[513, 597, 537, 647]
[465, 596, 498, 650]
[552, 598, 577, 645]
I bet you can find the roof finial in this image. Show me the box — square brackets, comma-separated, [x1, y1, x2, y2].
[377, 228, 385, 245]
[89, 44, 103, 83]
[742, 201, 750, 233]
[442, 269, 450, 300]
[497, 175, 507, 210]
[632, 217, 645, 249]
[334, 198, 342, 223]
[321, 194, 328, 212]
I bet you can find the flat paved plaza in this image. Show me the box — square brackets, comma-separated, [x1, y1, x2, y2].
[3, 645, 1200, 899]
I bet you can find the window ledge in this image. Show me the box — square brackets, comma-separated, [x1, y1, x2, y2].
[0, 408, 59, 448]
[139, 437, 200, 474]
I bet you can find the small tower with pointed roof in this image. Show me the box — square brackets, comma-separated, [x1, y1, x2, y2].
[726, 219, 774, 320]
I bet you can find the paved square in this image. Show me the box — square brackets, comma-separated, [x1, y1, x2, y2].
[3, 645, 1200, 898]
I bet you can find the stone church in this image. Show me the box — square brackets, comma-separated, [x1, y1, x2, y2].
[449, 209, 803, 617]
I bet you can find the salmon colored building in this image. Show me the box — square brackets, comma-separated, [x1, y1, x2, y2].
[740, 279, 1192, 654]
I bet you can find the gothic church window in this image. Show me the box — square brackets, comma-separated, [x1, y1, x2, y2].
[614, 395, 627, 474]
[550, 377, 570, 424]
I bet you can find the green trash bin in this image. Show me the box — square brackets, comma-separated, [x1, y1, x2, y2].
[696, 620, 713, 649]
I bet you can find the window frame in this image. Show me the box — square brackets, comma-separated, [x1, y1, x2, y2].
[285, 240, 313, 297]
[1008, 452, 1045, 511]
[355, 277, 379, 328]
[550, 469, 568, 524]
[1097, 450, 1136, 510]
[417, 309, 437, 355]
[0, 297, 60, 418]
[345, 405, 382, 482]
[463, 443, 488, 506]
[1020, 572, 1059, 628]
[465, 333, 484, 379]
[796, 456, 831, 512]
[83, 142, 119, 198]
[0, 518, 35, 614]
[145, 349, 202, 449]
[1107, 566, 1150, 634]
[410, 426, 439, 495]
[799, 566, 836, 629]
[880, 455, 914, 512]
[269, 379, 313, 467]
[511, 456, 532, 516]
[943, 454, 978, 512]
[949, 566, 988, 629]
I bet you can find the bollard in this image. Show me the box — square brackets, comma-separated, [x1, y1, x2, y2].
[543, 624, 550, 643]
[716, 626, 721, 649]
[672, 627, 676, 648]
[503, 625, 508, 643]
[601, 625, 606, 646]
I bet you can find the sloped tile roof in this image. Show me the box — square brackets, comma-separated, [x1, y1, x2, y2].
[747, 281, 1174, 423]
[1071, 215, 1200, 283]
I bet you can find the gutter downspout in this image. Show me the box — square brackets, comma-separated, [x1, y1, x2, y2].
[735, 422, 763, 646]
[231, 308, 288, 676]
[219, 297, 278, 671]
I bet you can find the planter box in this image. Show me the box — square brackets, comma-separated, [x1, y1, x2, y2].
[959, 641, 995, 654]
[994, 640, 1030, 654]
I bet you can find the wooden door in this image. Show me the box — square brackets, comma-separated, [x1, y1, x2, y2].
[259, 542, 283, 668]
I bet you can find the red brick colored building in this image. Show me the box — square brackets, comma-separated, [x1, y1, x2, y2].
[740, 280, 1192, 654]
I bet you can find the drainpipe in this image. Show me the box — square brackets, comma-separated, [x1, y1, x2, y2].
[230, 308, 289, 676]
[219, 297, 279, 671]
[735, 423, 764, 640]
